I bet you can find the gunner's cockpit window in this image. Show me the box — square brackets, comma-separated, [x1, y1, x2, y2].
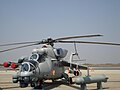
[21, 63, 29, 72]
[21, 62, 36, 72]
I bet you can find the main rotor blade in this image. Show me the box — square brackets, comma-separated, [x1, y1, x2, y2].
[0, 34, 103, 47]
[58, 41, 120, 46]
[55, 34, 103, 41]
[0, 43, 37, 53]
[0, 41, 40, 47]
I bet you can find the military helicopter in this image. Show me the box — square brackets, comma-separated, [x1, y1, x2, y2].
[1, 34, 120, 89]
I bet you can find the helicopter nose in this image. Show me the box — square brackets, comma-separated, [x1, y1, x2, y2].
[20, 61, 37, 77]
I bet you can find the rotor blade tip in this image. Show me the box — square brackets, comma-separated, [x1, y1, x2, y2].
[98, 34, 103, 36]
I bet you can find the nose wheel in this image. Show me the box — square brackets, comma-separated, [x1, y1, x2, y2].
[19, 81, 28, 88]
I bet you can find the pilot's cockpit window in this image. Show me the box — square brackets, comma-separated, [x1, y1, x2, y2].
[29, 53, 46, 63]
[30, 54, 37, 60]
[37, 54, 45, 63]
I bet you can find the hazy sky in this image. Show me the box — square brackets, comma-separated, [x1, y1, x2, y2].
[0, 0, 120, 64]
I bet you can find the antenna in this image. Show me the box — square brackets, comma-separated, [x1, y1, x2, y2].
[73, 42, 81, 60]
[72, 42, 86, 63]
[70, 43, 86, 69]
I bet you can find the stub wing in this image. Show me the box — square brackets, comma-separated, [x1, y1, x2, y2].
[61, 60, 88, 70]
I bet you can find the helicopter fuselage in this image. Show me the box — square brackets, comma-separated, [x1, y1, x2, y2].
[12, 45, 68, 88]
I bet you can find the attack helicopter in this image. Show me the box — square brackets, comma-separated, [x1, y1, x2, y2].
[1, 34, 120, 89]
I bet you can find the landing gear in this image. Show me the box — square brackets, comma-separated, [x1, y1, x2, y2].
[30, 82, 35, 87]
[69, 77, 73, 84]
[31, 79, 44, 89]
[52, 79, 55, 82]
[62, 73, 73, 84]
[19, 81, 28, 88]
[12, 74, 18, 83]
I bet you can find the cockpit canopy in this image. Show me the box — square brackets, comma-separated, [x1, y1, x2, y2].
[29, 53, 46, 63]
[21, 61, 36, 72]
[20, 52, 46, 72]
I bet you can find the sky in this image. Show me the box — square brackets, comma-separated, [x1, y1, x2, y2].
[0, 0, 120, 64]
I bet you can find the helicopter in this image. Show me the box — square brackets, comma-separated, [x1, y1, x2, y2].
[1, 34, 120, 89]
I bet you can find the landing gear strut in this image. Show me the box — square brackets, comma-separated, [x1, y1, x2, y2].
[62, 73, 73, 84]
[19, 81, 28, 88]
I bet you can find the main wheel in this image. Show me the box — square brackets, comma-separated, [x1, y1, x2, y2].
[19, 81, 28, 88]
[30, 82, 35, 87]
[33, 79, 44, 89]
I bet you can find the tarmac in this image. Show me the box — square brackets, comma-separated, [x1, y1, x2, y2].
[0, 69, 120, 90]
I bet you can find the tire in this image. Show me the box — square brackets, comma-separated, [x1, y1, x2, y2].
[30, 83, 35, 87]
[13, 79, 18, 83]
[20, 81, 28, 88]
